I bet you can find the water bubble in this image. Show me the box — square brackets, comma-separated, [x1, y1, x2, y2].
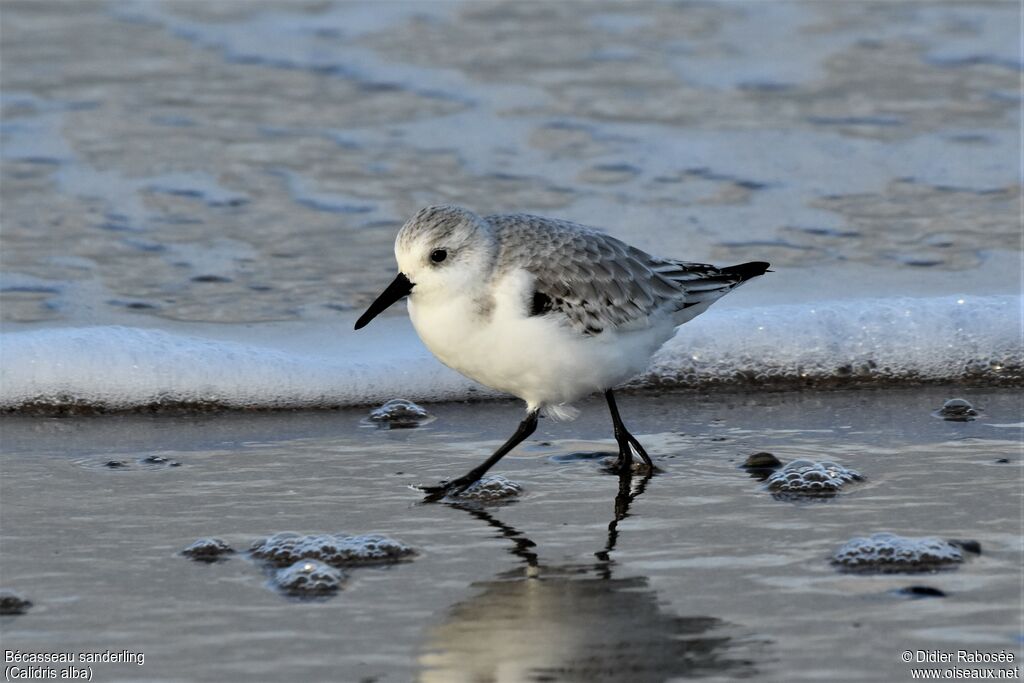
[933, 398, 979, 421]
[365, 398, 434, 428]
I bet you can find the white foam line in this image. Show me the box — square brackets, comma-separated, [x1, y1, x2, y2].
[0, 294, 1019, 411]
[647, 294, 1022, 386]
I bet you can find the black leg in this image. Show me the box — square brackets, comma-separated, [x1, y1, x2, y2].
[420, 409, 540, 502]
[605, 389, 653, 471]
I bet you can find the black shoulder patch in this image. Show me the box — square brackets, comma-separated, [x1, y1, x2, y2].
[530, 291, 553, 317]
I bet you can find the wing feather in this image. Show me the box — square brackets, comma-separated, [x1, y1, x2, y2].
[487, 213, 762, 335]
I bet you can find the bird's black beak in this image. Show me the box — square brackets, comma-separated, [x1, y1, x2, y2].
[354, 272, 414, 330]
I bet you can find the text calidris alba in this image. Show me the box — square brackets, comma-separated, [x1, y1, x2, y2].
[355, 205, 769, 499]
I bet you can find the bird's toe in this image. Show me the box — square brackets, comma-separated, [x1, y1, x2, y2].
[415, 481, 450, 502]
[602, 454, 632, 475]
[603, 457, 659, 476]
[415, 478, 473, 502]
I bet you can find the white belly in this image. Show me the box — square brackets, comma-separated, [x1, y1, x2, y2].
[407, 290, 675, 411]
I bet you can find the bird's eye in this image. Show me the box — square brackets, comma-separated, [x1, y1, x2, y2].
[430, 249, 448, 263]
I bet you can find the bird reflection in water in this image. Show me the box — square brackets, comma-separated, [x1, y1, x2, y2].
[419, 470, 760, 682]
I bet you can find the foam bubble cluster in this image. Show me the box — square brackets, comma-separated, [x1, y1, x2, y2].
[443, 474, 523, 503]
[766, 459, 863, 497]
[273, 560, 345, 595]
[249, 532, 416, 567]
[181, 538, 235, 563]
[831, 533, 966, 573]
[0, 323, 487, 413]
[647, 294, 1021, 390]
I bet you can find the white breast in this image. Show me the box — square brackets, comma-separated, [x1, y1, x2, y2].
[408, 270, 676, 411]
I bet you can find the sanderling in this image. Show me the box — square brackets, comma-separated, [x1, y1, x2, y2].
[355, 205, 769, 499]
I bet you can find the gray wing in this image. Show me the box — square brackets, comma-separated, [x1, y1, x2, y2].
[487, 213, 755, 336]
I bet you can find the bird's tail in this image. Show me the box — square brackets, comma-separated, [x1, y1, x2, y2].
[651, 259, 772, 324]
[651, 259, 771, 294]
[719, 261, 771, 282]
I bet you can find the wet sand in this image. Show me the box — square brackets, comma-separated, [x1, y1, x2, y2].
[1, 387, 1020, 681]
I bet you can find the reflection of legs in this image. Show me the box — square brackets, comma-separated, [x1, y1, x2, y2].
[596, 468, 654, 573]
[452, 504, 539, 567]
[605, 389, 653, 472]
[613, 467, 635, 521]
[422, 409, 540, 501]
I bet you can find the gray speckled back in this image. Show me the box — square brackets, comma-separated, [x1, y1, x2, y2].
[486, 212, 748, 335]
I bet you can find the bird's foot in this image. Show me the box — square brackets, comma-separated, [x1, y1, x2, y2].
[604, 433, 659, 475]
[415, 476, 477, 503]
[631, 459, 659, 474]
[602, 455, 632, 475]
[603, 456, 657, 475]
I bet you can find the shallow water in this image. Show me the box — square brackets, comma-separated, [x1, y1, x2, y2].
[1, 389, 1020, 681]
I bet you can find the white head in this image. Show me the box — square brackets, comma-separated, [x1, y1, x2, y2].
[354, 205, 496, 329]
[395, 205, 497, 301]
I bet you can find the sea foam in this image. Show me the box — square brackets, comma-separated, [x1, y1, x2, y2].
[643, 294, 1021, 388]
[1, 294, 1019, 412]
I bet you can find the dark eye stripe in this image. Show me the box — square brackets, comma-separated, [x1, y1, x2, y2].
[430, 249, 448, 263]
